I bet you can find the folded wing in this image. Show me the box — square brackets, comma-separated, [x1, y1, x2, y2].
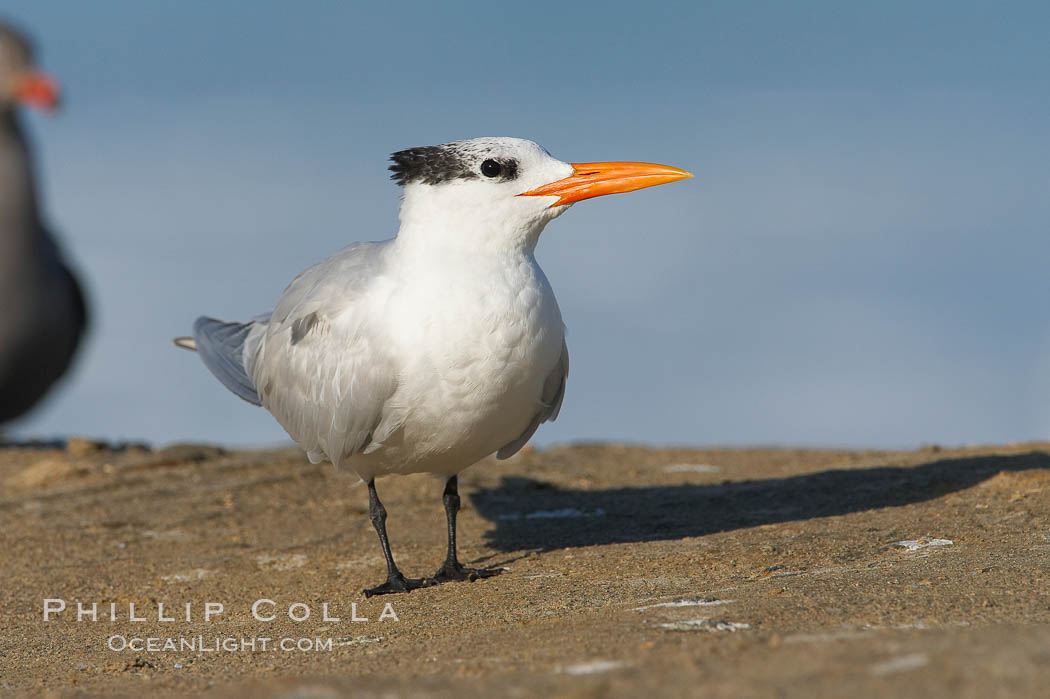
[248, 241, 404, 467]
[496, 338, 569, 459]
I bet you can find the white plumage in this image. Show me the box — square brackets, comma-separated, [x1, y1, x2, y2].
[248, 235, 568, 480]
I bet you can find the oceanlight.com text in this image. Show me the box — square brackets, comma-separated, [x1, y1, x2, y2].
[108, 635, 335, 653]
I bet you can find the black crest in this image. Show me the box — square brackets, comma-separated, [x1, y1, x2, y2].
[389, 145, 479, 186]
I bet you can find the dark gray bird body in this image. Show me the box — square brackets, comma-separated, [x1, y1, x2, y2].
[0, 23, 86, 424]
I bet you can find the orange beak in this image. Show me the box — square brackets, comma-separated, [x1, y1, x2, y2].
[11, 71, 60, 111]
[519, 161, 692, 206]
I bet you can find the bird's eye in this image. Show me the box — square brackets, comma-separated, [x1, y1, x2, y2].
[480, 159, 502, 178]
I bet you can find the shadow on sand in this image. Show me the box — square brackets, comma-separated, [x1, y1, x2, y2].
[469, 451, 1050, 552]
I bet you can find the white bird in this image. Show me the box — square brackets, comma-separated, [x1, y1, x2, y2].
[176, 137, 690, 596]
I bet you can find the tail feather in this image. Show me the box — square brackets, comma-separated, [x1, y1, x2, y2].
[190, 317, 262, 406]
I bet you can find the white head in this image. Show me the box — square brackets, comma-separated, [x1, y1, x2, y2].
[390, 137, 691, 255]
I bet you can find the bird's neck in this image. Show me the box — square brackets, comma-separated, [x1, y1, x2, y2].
[393, 188, 552, 259]
[0, 110, 43, 238]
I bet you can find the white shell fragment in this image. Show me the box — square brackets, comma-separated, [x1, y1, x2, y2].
[895, 538, 954, 551]
[664, 463, 721, 473]
[159, 568, 212, 584]
[660, 618, 751, 632]
[870, 653, 929, 676]
[561, 660, 626, 675]
[634, 596, 733, 611]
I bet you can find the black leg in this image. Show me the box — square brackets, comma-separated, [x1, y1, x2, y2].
[430, 475, 503, 583]
[363, 479, 429, 597]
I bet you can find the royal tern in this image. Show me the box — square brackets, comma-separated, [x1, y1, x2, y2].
[176, 137, 690, 595]
[0, 21, 86, 425]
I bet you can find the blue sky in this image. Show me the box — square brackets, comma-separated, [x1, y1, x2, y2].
[5, 1, 1050, 449]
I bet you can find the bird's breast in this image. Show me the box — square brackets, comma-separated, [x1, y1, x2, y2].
[386, 256, 563, 463]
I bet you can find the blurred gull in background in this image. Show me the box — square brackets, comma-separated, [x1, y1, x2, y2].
[0, 21, 86, 428]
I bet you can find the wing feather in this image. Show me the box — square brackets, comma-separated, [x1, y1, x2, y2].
[496, 338, 569, 460]
[247, 240, 403, 467]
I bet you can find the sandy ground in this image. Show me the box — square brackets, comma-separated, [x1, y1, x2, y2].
[1, 439, 1049, 697]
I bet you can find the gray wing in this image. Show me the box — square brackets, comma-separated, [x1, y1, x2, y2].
[247, 240, 405, 468]
[496, 338, 569, 460]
